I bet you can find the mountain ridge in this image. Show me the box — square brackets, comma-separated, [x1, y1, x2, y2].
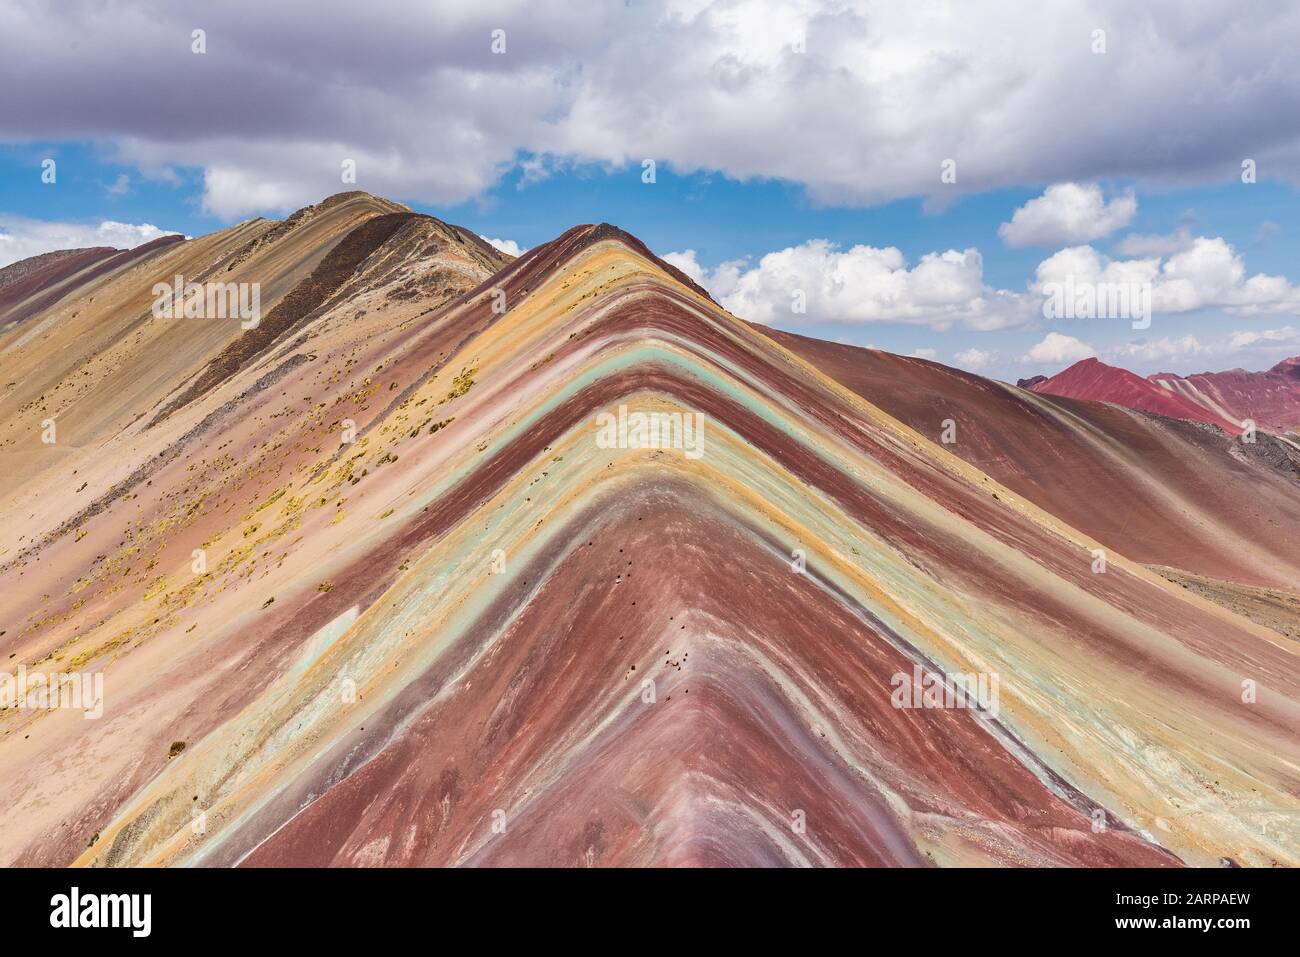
[1024, 354, 1300, 434]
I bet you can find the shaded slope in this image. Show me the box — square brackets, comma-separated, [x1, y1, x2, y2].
[150, 212, 417, 424]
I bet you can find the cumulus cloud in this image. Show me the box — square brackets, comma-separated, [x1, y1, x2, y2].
[1226, 325, 1300, 350]
[661, 249, 707, 285]
[1109, 335, 1208, 363]
[1023, 332, 1096, 364]
[482, 236, 524, 257]
[1114, 226, 1195, 258]
[4, 1, 1300, 218]
[953, 347, 993, 369]
[668, 225, 1300, 346]
[1089, 327, 1298, 371]
[1032, 236, 1300, 315]
[1033, 244, 1158, 298]
[1093, 326, 1300, 373]
[999, 183, 1137, 248]
[672, 239, 1034, 330]
[0, 215, 173, 269]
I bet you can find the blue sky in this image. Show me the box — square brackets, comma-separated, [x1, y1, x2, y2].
[4, 0, 1300, 382]
[2, 142, 1293, 284]
[5, 141, 1297, 382]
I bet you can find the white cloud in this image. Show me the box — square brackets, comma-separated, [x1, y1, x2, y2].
[1033, 244, 1159, 295]
[1032, 236, 1300, 315]
[0, 216, 173, 269]
[482, 236, 524, 257]
[1110, 335, 1207, 363]
[911, 348, 937, 360]
[1093, 326, 1298, 369]
[1023, 332, 1096, 364]
[668, 226, 1300, 350]
[1091, 326, 1300, 373]
[200, 165, 308, 220]
[6, 2, 1300, 218]
[674, 239, 1034, 330]
[999, 183, 1136, 248]
[953, 347, 993, 369]
[105, 173, 131, 196]
[661, 249, 707, 285]
[1115, 226, 1195, 258]
[1226, 326, 1299, 350]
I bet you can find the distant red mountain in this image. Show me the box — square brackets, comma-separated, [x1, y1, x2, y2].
[1022, 356, 1300, 433]
[1149, 357, 1300, 433]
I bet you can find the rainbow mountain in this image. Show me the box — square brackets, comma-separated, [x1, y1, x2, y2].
[1, 193, 1298, 867]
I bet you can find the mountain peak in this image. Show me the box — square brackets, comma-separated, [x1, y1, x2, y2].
[500, 221, 718, 306]
[1270, 355, 1300, 377]
[275, 190, 409, 228]
[1047, 355, 1135, 384]
[1027, 353, 1240, 431]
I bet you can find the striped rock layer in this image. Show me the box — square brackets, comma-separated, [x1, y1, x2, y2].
[1026, 355, 1300, 435]
[0, 196, 1297, 867]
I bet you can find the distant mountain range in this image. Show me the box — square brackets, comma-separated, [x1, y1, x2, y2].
[1019, 355, 1300, 434]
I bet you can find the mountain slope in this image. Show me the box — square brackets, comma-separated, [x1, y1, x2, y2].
[764, 332, 1300, 592]
[1150, 357, 1300, 433]
[1026, 355, 1300, 435]
[0, 192, 507, 492]
[0, 208, 1296, 869]
[1023, 357, 1242, 432]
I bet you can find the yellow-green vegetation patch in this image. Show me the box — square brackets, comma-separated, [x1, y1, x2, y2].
[218, 541, 257, 573]
[255, 488, 287, 512]
[69, 626, 134, 669]
[440, 366, 476, 404]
